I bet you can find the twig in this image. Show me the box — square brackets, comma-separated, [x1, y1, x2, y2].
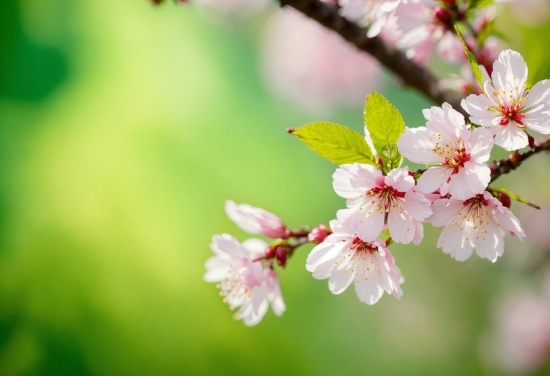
[490, 139, 550, 183]
[278, 0, 466, 115]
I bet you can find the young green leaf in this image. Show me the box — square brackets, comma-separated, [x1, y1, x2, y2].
[454, 25, 485, 90]
[381, 143, 402, 174]
[364, 92, 405, 173]
[289, 122, 376, 166]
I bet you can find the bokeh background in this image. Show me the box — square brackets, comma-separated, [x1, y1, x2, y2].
[1, 0, 550, 375]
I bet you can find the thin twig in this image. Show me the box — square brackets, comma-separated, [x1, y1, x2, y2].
[490, 139, 550, 183]
[278, 0, 466, 115]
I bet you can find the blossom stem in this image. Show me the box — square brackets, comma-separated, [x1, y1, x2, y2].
[490, 139, 550, 183]
[277, 0, 466, 114]
[287, 237, 309, 257]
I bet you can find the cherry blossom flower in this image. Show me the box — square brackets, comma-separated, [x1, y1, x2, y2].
[261, 8, 383, 114]
[395, 1, 463, 64]
[430, 191, 525, 262]
[462, 49, 550, 151]
[339, 0, 404, 37]
[397, 102, 493, 200]
[306, 219, 403, 305]
[204, 234, 285, 326]
[333, 164, 432, 244]
[225, 200, 286, 238]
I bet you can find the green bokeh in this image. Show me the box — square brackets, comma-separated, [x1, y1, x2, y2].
[0, 1, 549, 375]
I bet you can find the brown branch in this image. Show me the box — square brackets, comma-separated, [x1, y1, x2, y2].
[278, 0, 466, 115]
[490, 139, 550, 183]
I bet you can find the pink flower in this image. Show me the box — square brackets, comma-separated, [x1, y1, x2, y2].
[429, 192, 525, 262]
[261, 8, 383, 114]
[397, 103, 493, 200]
[225, 200, 286, 238]
[339, 0, 403, 37]
[395, 1, 463, 64]
[204, 234, 285, 326]
[306, 219, 403, 305]
[333, 164, 432, 244]
[462, 50, 550, 151]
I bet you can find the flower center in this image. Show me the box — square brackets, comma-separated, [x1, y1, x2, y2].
[218, 269, 252, 311]
[499, 102, 526, 126]
[350, 236, 375, 254]
[368, 185, 406, 212]
[433, 140, 471, 172]
[451, 194, 493, 242]
[463, 194, 490, 208]
[444, 148, 471, 170]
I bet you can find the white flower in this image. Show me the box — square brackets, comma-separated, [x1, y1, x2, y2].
[462, 49, 550, 151]
[333, 164, 432, 244]
[429, 192, 525, 262]
[225, 200, 286, 238]
[395, 1, 463, 64]
[306, 219, 403, 305]
[397, 103, 493, 200]
[204, 234, 285, 326]
[339, 0, 403, 37]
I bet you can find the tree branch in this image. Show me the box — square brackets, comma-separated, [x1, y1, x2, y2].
[490, 139, 550, 183]
[278, 0, 466, 115]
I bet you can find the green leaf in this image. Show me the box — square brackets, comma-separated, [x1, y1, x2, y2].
[289, 122, 376, 166]
[454, 25, 485, 90]
[381, 143, 402, 173]
[490, 187, 541, 209]
[364, 92, 405, 174]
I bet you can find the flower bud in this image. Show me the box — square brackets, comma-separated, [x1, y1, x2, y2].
[528, 135, 535, 148]
[264, 246, 276, 259]
[498, 192, 512, 208]
[434, 7, 452, 24]
[275, 246, 288, 267]
[509, 151, 521, 165]
[225, 200, 286, 238]
[308, 225, 331, 244]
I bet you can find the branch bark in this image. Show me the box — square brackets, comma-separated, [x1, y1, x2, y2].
[490, 139, 550, 183]
[278, 0, 466, 115]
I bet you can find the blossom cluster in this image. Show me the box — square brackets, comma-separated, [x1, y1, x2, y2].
[204, 201, 288, 326]
[308, 48, 550, 306]
[204, 48, 550, 325]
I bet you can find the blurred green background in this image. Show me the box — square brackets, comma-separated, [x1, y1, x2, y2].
[1, 1, 550, 375]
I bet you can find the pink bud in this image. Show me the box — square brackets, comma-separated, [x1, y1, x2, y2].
[275, 247, 288, 267]
[528, 135, 535, 148]
[308, 225, 331, 244]
[264, 246, 276, 259]
[225, 200, 286, 238]
[434, 6, 452, 24]
[498, 193, 512, 208]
